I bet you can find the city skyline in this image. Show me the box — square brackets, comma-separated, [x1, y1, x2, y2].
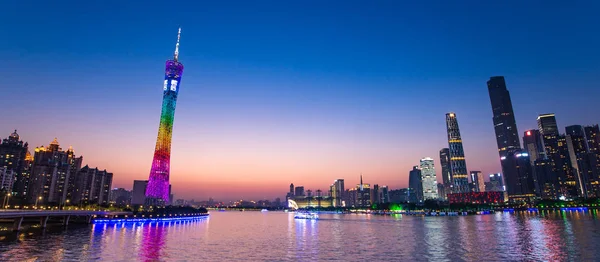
[2, 2, 600, 201]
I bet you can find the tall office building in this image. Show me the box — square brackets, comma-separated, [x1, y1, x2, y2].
[470, 171, 485, 192]
[420, 158, 438, 200]
[408, 166, 423, 203]
[523, 129, 546, 165]
[501, 149, 536, 200]
[445, 113, 469, 193]
[537, 114, 569, 199]
[330, 179, 344, 207]
[565, 125, 600, 198]
[371, 184, 380, 205]
[487, 76, 521, 157]
[146, 28, 184, 205]
[380, 185, 390, 203]
[486, 76, 532, 201]
[0, 167, 15, 192]
[584, 125, 600, 197]
[439, 148, 452, 195]
[0, 130, 29, 197]
[356, 175, 371, 207]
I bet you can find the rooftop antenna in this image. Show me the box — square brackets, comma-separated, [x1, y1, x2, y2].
[174, 27, 181, 61]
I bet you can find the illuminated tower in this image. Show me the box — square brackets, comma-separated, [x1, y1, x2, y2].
[145, 28, 184, 205]
[445, 112, 469, 193]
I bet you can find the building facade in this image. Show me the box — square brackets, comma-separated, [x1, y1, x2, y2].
[28, 139, 82, 205]
[420, 158, 438, 200]
[0, 130, 29, 197]
[446, 112, 469, 193]
[408, 166, 422, 203]
[470, 171, 485, 192]
[72, 165, 113, 205]
[447, 192, 505, 204]
[439, 148, 452, 196]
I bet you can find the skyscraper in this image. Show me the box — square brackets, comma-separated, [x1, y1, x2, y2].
[538, 114, 559, 137]
[146, 28, 184, 205]
[0, 130, 29, 197]
[487, 76, 521, 157]
[408, 166, 423, 203]
[501, 149, 536, 200]
[470, 171, 485, 192]
[523, 129, 545, 165]
[445, 113, 469, 193]
[330, 179, 344, 207]
[420, 157, 438, 200]
[584, 125, 600, 197]
[439, 148, 452, 196]
[487, 173, 505, 192]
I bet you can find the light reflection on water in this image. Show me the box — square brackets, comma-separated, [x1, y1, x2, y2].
[1, 211, 599, 261]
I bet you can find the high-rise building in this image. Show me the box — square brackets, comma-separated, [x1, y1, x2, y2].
[445, 112, 469, 193]
[0, 167, 15, 192]
[371, 184, 380, 205]
[565, 125, 598, 198]
[72, 165, 113, 205]
[437, 183, 445, 200]
[470, 171, 485, 192]
[538, 114, 559, 137]
[146, 28, 184, 206]
[110, 188, 131, 206]
[131, 180, 148, 205]
[356, 175, 371, 207]
[584, 125, 600, 197]
[380, 185, 389, 203]
[294, 186, 305, 197]
[0, 130, 29, 197]
[28, 138, 82, 205]
[330, 179, 344, 207]
[420, 158, 438, 200]
[408, 166, 423, 203]
[501, 149, 536, 200]
[487, 76, 521, 157]
[487, 173, 505, 192]
[523, 129, 546, 165]
[557, 135, 579, 199]
[537, 114, 575, 199]
[439, 148, 452, 196]
[534, 159, 558, 199]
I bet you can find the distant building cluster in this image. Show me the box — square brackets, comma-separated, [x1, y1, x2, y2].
[0, 131, 112, 206]
[286, 76, 600, 207]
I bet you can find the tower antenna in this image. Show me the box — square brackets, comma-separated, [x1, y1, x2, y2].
[174, 27, 181, 61]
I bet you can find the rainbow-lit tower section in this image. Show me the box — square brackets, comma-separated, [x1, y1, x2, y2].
[145, 28, 183, 205]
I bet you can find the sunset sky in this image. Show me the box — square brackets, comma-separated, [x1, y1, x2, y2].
[1, 1, 599, 201]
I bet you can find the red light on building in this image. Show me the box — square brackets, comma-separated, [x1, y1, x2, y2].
[526, 131, 531, 136]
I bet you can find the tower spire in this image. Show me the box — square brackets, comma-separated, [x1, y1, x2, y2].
[174, 27, 181, 61]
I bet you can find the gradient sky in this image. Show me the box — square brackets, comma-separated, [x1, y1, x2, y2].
[1, 1, 599, 201]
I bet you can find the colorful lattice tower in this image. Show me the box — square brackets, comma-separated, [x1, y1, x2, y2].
[146, 28, 183, 205]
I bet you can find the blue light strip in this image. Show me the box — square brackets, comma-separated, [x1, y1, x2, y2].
[93, 215, 209, 224]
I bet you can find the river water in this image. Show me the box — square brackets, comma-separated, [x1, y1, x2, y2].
[1, 210, 599, 261]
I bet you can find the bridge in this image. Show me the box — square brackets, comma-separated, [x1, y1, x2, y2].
[0, 210, 132, 231]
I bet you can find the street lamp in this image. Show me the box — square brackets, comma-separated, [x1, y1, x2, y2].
[35, 196, 42, 209]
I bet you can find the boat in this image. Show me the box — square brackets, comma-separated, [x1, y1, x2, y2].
[261, 209, 268, 212]
[294, 212, 319, 220]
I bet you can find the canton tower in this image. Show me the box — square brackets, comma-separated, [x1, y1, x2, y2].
[146, 28, 184, 205]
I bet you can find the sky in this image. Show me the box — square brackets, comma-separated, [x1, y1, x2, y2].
[1, 1, 599, 201]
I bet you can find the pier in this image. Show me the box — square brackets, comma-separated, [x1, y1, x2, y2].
[0, 210, 131, 231]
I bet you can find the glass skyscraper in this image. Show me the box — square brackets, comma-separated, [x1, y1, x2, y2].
[439, 148, 452, 196]
[487, 76, 521, 157]
[445, 112, 469, 193]
[420, 158, 438, 200]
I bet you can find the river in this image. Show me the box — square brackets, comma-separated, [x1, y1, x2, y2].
[1, 210, 599, 261]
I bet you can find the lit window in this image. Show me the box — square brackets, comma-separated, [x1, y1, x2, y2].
[170, 80, 178, 91]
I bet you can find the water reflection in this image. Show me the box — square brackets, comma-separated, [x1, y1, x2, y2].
[1, 211, 599, 261]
